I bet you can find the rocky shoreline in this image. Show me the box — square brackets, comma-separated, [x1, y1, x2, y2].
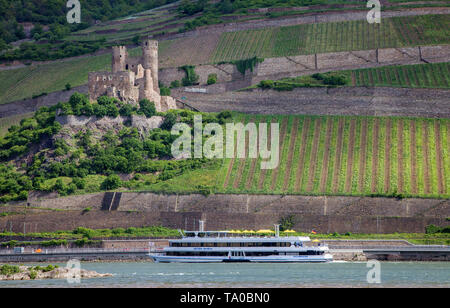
[0, 265, 112, 281]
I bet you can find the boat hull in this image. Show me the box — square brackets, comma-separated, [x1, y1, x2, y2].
[149, 254, 333, 263]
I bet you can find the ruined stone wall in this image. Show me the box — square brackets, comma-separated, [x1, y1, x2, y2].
[158, 45, 450, 90]
[88, 71, 139, 102]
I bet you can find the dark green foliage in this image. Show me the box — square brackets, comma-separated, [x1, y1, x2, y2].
[258, 80, 275, 89]
[426, 224, 450, 234]
[160, 113, 177, 130]
[72, 177, 85, 189]
[0, 164, 31, 202]
[119, 103, 137, 116]
[0, 0, 178, 57]
[0, 264, 20, 276]
[101, 174, 122, 190]
[170, 80, 181, 88]
[233, 57, 264, 75]
[0, 41, 102, 62]
[207, 73, 217, 85]
[0, 93, 223, 199]
[180, 65, 199, 86]
[279, 214, 296, 231]
[160, 86, 171, 96]
[312, 73, 348, 86]
[0, 106, 59, 161]
[139, 99, 157, 118]
[178, 0, 208, 16]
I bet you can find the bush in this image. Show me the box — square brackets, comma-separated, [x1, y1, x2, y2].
[65, 83, 72, 91]
[170, 80, 181, 88]
[207, 74, 217, 85]
[160, 86, 171, 96]
[101, 174, 122, 190]
[160, 113, 177, 130]
[180, 65, 199, 86]
[139, 99, 156, 118]
[0, 264, 20, 276]
[279, 214, 295, 231]
[258, 80, 274, 89]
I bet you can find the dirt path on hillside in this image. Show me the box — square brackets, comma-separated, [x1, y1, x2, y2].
[270, 117, 289, 190]
[306, 118, 322, 192]
[434, 120, 445, 194]
[332, 118, 345, 193]
[384, 119, 392, 193]
[295, 118, 311, 191]
[422, 121, 431, 194]
[345, 119, 357, 193]
[371, 118, 380, 193]
[320, 118, 333, 193]
[358, 119, 368, 192]
[397, 119, 404, 193]
[410, 120, 418, 194]
[283, 117, 299, 191]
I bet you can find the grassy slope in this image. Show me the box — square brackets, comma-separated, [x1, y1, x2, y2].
[205, 114, 449, 199]
[0, 14, 448, 105]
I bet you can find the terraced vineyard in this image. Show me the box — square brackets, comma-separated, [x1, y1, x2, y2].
[347, 62, 450, 88]
[210, 14, 450, 62]
[217, 114, 450, 198]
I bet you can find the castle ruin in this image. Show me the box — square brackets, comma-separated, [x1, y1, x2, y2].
[88, 40, 177, 112]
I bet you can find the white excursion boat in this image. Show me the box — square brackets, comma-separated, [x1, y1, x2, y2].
[149, 227, 333, 263]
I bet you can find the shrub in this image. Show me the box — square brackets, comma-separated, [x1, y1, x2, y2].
[65, 83, 72, 91]
[258, 80, 274, 89]
[170, 80, 181, 88]
[139, 99, 156, 118]
[160, 113, 177, 130]
[72, 177, 86, 189]
[29, 270, 37, 279]
[101, 174, 121, 190]
[207, 74, 217, 85]
[0, 264, 20, 276]
[160, 86, 171, 96]
[180, 65, 199, 86]
[279, 214, 295, 231]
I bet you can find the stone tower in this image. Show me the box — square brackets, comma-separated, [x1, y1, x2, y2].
[142, 40, 159, 93]
[112, 46, 127, 73]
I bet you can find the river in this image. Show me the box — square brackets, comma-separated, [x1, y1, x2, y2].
[1, 261, 449, 288]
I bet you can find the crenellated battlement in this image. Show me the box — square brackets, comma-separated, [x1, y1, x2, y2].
[88, 39, 176, 112]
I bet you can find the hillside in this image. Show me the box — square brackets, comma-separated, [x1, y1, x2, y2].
[0, 12, 449, 105]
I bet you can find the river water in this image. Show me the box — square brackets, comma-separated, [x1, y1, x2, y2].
[1, 261, 449, 288]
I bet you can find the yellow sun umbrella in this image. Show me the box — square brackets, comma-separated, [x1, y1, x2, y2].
[256, 229, 275, 233]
